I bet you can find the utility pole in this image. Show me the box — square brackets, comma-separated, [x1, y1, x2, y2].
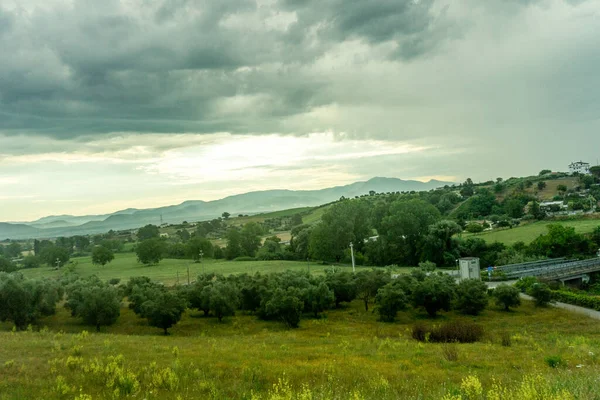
[307, 257, 310, 274]
[350, 242, 355, 273]
[55, 257, 61, 269]
[187, 264, 190, 285]
[199, 250, 204, 275]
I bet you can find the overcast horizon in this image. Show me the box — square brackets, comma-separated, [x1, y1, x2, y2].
[2, 0, 600, 221]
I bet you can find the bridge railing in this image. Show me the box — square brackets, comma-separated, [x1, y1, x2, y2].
[507, 258, 600, 279]
[537, 259, 600, 281]
[496, 258, 566, 275]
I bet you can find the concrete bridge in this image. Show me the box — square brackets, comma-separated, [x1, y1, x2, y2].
[496, 256, 600, 285]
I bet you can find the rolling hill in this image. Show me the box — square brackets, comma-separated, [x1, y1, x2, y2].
[0, 177, 453, 240]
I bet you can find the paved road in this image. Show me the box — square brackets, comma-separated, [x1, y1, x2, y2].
[519, 293, 600, 320]
[484, 280, 600, 320]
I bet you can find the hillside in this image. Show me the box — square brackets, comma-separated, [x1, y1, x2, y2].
[0, 177, 452, 240]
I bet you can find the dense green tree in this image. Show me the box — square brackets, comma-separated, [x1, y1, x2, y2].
[137, 224, 160, 241]
[590, 166, 600, 178]
[379, 199, 441, 265]
[222, 212, 231, 220]
[186, 236, 214, 261]
[225, 228, 243, 259]
[256, 238, 284, 260]
[6, 242, 22, 258]
[21, 255, 41, 269]
[529, 201, 544, 220]
[142, 290, 187, 334]
[206, 281, 239, 322]
[528, 224, 592, 258]
[0, 275, 37, 330]
[455, 279, 488, 315]
[290, 214, 303, 226]
[504, 198, 524, 219]
[411, 273, 456, 317]
[39, 245, 70, 268]
[74, 285, 122, 331]
[354, 269, 391, 312]
[528, 283, 552, 307]
[537, 181, 547, 191]
[305, 282, 334, 317]
[136, 238, 165, 265]
[465, 223, 484, 233]
[239, 222, 263, 257]
[539, 169, 551, 176]
[581, 175, 595, 189]
[73, 236, 91, 252]
[0, 257, 16, 272]
[309, 200, 370, 262]
[91, 246, 115, 266]
[325, 272, 357, 307]
[264, 287, 304, 328]
[421, 220, 461, 266]
[492, 284, 521, 311]
[375, 283, 408, 322]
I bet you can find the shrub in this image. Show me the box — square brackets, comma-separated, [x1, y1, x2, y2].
[465, 223, 484, 233]
[493, 284, 521, 311]
[545, 355, 566, 368]
[375, 283, 407, 322]
[515, 276, 538, 293]
[411, 323, 428, 342]
[501, 331, 512, 347]
[411, 273, 456, 317]
[413, 321, 485, 343]
[455, 279, 488, 315]
[233, 256, 256, 262]
[442, 344, 459, 361]
[109, 278, 121, 286]
[528, 283, 553, 307]
[552, 290, 600, 310]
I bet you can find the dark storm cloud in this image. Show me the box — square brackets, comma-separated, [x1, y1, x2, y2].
[0, 0, 448, 138]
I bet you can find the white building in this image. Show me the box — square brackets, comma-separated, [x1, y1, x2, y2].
[569, 161, 590, 174]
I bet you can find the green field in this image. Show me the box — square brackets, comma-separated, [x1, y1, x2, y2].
[1, 299, 599, 399]
[20, 253, 378, 285]
[463, 218, 600, 245]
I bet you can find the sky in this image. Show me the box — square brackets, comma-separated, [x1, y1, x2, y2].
[1, 0, 600, 221]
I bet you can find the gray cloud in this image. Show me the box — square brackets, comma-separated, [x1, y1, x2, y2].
[0, 0, 458, 138]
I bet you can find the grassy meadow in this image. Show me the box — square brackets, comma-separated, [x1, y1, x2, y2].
[20, 252, 378, 285]
[1, 299, 600, 399]
[463, 218, 600, 245]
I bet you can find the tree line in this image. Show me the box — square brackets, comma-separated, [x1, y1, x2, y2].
[0, 268, 522, 333]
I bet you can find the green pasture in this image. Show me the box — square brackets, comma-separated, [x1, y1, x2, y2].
[463, 218, 600, 245]
[20, 252, 379, 285]
[1, 299, 599, 399]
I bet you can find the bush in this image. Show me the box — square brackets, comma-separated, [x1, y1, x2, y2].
[375, 283, 407, 322]
[109, 278, 121, 286]
[465, 223, 484, 233]
[411, 273, 456, 317]
[455, 279, 488, 315]
[232, 256, 256, 262]
[493, 284, 521, 311]
[412, 321, 484, 343]
[528, 283, 553, 307]
[552, 290, 600, 310]
[442, 344, 459, 361]
[515, 276, 538, 293]
[545, 355, 566, 368]
[501, 331, 512, 347]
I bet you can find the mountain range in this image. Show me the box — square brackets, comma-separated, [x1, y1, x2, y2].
[0, 177, 453, 240]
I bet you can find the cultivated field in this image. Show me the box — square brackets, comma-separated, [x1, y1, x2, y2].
[0, 300, 599, 399]
[463, 218, 600, 245]
[20, 253, 377, 285]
